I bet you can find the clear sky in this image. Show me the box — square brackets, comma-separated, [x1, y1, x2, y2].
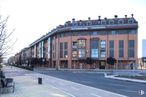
[0, 0, 146, 59]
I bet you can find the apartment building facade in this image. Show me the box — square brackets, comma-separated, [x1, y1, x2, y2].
[8, 14, 138, 69]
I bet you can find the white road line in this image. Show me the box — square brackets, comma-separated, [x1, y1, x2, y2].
[109, 83, 129, 87]
[71, 87, 79, 91]
[122, 89, 138, 93]
[90, 93, 102, 97]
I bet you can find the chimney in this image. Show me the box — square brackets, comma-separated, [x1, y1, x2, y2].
[72, 18, 75, 22]
[104, 17, 107, 20]
[114, 15, 118, 18]
[125, 15, 127, 18]
[98, 16, 101, 20]
[88, 17, 91, 20]
[131, 14, 134, 18]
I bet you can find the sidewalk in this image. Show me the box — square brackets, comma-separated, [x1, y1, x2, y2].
[1, 66, 127, 97]
[0, 66, 72, 97]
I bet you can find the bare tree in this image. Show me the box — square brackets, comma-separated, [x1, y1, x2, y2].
[0, 16, 16, 66]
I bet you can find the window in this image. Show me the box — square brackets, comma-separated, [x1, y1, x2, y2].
[101, 40, 106, 48]
[78, 49, 85, 58]
[118, 30, 128, 34]
[119, 40, 124, 58]
[128, 40, 135, 58]
[78, 39, 86, 48]
[100, 31, 107, 35]
[109, 40, 114, 57]
[91, 39, 99, 58]
[72, 42, 78, 58]
[128, 40, 134, 48]
[129, 30, 137, 34]
[74, 32, 89, 36]
[100, 40, 106, 58]
[64, 51, 68, 58]
[91, 49, 98, 58]
[87, 21, 91, 26]
[91, 32, 98, 36]
[72, 51, 78, 58]
[39, 42, 43, 58]
[118, 19, 124, 24]
[128, 19, 134, 24]
[60, 43, 63, 58]
[64, 42, 68, 50]
[72, 42, 78, 49]
[111, 30, 118, 35]
[48, 38, 51, 58]
[72, 32, 79, 36]
[64, 42, 68, 58]
[101, 20, 106, 25]
[109, 20, 114, 25]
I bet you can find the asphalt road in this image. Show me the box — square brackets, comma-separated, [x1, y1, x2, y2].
[35, 69, 146, 97]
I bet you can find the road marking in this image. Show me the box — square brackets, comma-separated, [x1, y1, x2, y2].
[71, 87, 79, 91]
[90, 93, 102, 97]
[138, 90, 145, 95]
[109, 83, 129, 87]
[122, 89, 138, 93]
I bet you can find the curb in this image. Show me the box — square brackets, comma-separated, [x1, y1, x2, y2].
[104, 73, 146, 83]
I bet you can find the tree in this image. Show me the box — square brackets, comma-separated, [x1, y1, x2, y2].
[0, 16, 16, 66]
[86, 57, 93, 64]
[106, 57, 117, 66]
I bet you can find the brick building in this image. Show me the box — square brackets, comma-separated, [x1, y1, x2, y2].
[9, 14, 138, 69]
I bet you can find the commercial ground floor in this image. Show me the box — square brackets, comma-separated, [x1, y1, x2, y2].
[35, 59, 137, 70]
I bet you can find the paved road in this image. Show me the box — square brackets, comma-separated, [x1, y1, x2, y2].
[35, 69, 146, 97]
[3, 66, 126, 97]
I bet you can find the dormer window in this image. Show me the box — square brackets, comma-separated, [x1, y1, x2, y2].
[101, 20, 106, 25]
[109, 20, 114, 25]
[128, 19, 134, 24]
[79, 21, 82, 26]
[65, 23, 68, 27]
[73, 22, 78, 26]
[87, 21, 92, 26]
[97, 20, 101, 25]
[118, 19, 124, 24]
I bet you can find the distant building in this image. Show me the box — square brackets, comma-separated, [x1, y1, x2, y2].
[142, 39, 146, 57]
[138, 39, 146, 69]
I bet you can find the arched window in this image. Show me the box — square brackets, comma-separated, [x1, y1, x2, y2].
[97, 20, 101, 25]
[118, 19, 124, 24]
[128, 19, 134, 24]
[73, 22, 78, 26]
[86, 21, 92, 26]
[109, 20, 114, 25]
[101, 20, 106, 25]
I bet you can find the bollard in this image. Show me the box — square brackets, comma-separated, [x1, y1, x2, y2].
[38, 77, 42, 84]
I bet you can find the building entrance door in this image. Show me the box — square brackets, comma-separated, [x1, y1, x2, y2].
[99, 61, 105, 69]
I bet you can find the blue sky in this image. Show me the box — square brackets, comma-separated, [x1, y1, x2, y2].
[0, 0, 146, 58]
